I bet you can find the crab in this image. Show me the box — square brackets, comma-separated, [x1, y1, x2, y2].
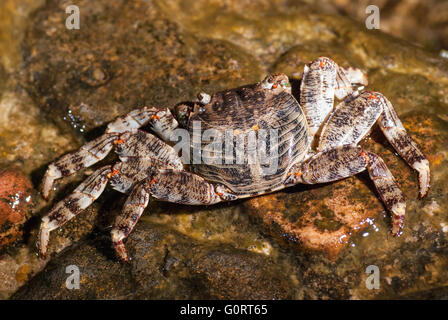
[38, 57, 430, 262]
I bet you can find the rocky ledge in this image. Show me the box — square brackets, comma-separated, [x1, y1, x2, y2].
[0, 0, 447, 299]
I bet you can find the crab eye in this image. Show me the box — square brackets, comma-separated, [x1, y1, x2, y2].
[197, 92, 211, 105]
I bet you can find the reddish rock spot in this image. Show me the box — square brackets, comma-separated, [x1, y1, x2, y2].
[0, 170, 33, 251]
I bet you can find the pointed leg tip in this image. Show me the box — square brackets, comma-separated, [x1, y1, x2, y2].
[415, 161, 430, 199]
[37, 242, 49, 260]
[113, 240, 130, 263]
[390, 202, 405, 236]
[419, 188, 430, 199]
[121, 257, 131, 263]
[41, 177, 54, 200]
[37, 227, 48, 256]
[41, 184, 50, 200]
[38, 251, 48, 260]
[391, 225, 404, 237]
[418, 176, 430, 199]
[391, 219, 404, 237]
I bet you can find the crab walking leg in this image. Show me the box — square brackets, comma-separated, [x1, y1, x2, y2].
[106, 107, 178, 141]
[147, 169, 236, 204]
[38, 165, 112, 257]
[41, 133, 119, 199]
[300, 57, 366, 140]
[110, 169, 236, 262]
[377, 94, 430, 198]
[300, 57, 339, 138]
[41, 107, 178, 199]
[317, 91, 429, 197]
[286, 145, 406, 235]
[111, 183, 150, 262]
[365, 151, 406, 235]
[317, 91, 383, 152]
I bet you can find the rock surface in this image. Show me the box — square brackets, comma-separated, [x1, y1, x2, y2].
[13, 223, 297, 299]
[1, 0, 447, 299]
[22, 0, 263, 132]
[332, 0, 448, 52]
[0, 169, 33, 251]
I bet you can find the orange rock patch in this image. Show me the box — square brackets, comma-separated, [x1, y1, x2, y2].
[0, 169, 33, 251]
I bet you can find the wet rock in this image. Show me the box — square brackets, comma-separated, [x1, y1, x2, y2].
[4, 0, 448, 300]
[0, 169, 33, 251]
[396, 286, 448, 300]
[0, 0, 45, 71]
[157, 0, 338, 67]
[0, 246, 48, 299]
[12, 223, 296, 299]
[22, 0, 263, 133]
[0, 77, 80, 174]
[188, 248, 293, 299]
[332, 0, 448, 52]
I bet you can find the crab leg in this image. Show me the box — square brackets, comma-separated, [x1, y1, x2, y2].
[300, 57, 367, 140]
[41, 107, 178, 199]
[41, 133, 119, 199]
[38, 165, 113, 257]
[147, 169, 233, 204]
[107, 107, 178, 141]
[110, 169, 237, 261]
[366, 150, 406, 235]
[111, 182, 150, 262]
[317, 91, 383, 152]
[286, 144, 406, 235]
[317, 90, 430, 198]
[377, 94, 430, 198]
[40, 125, 186, 259]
